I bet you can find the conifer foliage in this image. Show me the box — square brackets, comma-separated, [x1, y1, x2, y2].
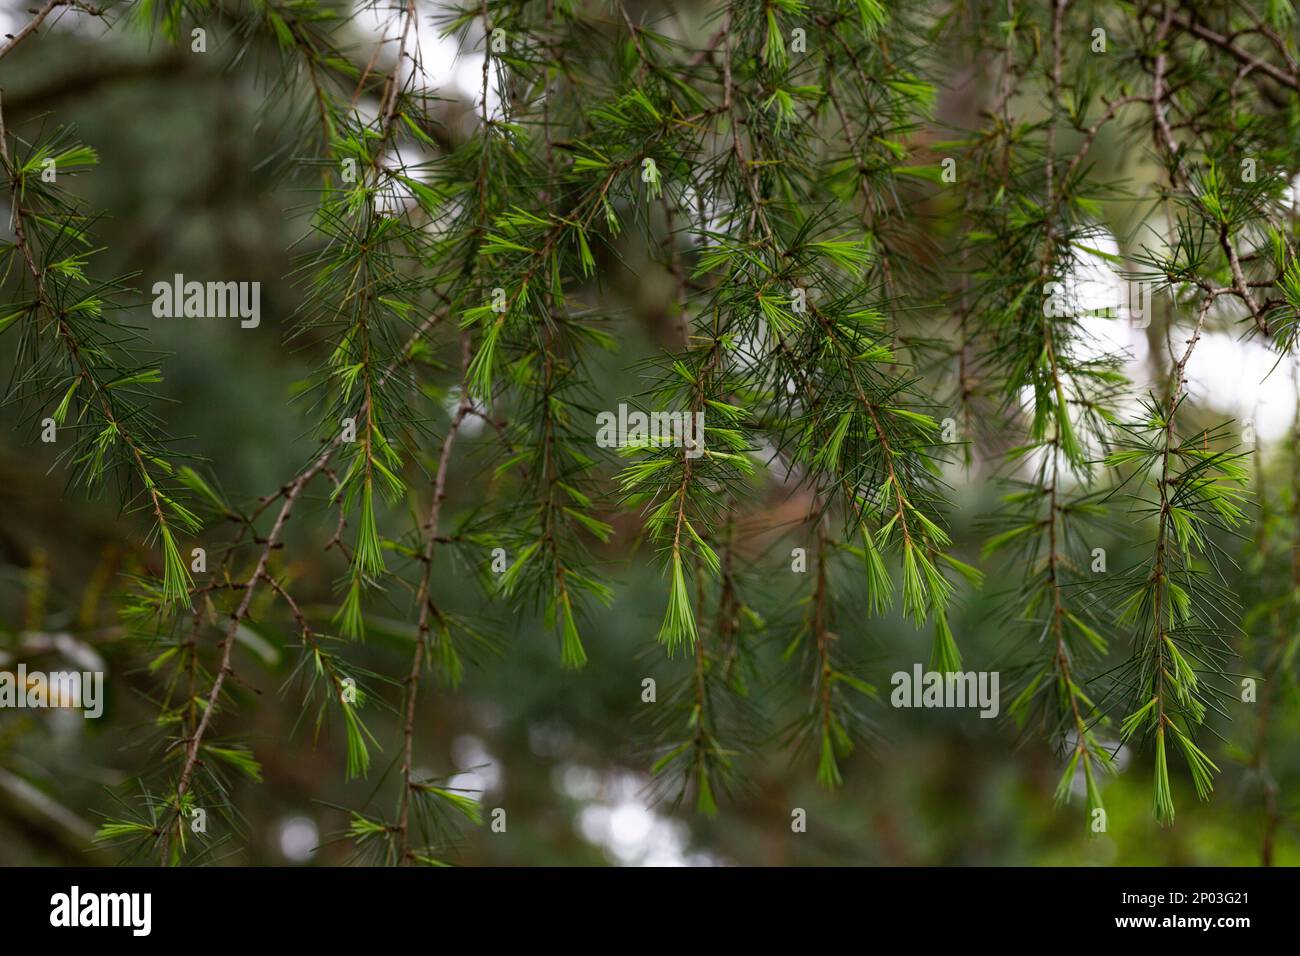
[1, 0, 1299, 864]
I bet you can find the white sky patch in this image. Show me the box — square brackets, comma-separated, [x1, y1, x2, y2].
[554, 762, 602, 801]
[1185, 331, 1299, 442]
[1064, 228, 1149, 368]
[678, 186, 729, 243]
[443, 386, 486, 437]
[447, 733, 502, 796]
[276, 815, 320, 862]
[352, 1, 500, 115]
[559, 765, 722, 866]
[577, 801, 699, 866]
[0, 0, 109, 43]
[1284, 172, 1300, 210]
[1019, 227, 1296, 465]
[373, 142, 435, 216]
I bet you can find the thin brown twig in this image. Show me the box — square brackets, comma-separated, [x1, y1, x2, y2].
[394, 334, 472, 863]
[0, 0, 67, 60]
